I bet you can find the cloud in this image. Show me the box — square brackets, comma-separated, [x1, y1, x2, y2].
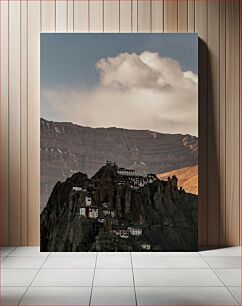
[42, 51, 198, 136]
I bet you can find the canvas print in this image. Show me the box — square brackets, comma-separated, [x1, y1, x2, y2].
[40, 33, 198, 252]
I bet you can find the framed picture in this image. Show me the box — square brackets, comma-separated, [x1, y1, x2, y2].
[40, 33, 198, 252]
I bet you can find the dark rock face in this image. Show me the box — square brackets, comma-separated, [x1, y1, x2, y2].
[40, 118, 198, 211]
[40, 163, 198, 252]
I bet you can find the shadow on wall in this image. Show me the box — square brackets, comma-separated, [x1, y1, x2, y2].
[198, 38, 220, 248]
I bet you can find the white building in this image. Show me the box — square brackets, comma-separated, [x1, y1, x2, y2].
[118, 168, 135, 176]
[127, 227, 142, 236]
[85, 196, 92, 207]
[113, 229, 129, 239]
[73, 186, 83, 191]
[103, 210, 115, 218]
[110, 211, 115, 218]
[80, 207, 86, 217]
[141, 244, 150, 250]
[139, 181, 145, 187]
[120, 230, 129, 239]
[88, 208, 98, 218]
[112, 229, 129, 239]
[80, 207, 98, 219]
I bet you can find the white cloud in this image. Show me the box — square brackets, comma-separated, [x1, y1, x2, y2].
[42, 51, 198, 136]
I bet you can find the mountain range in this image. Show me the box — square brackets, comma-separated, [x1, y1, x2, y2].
[41, 118, 198, 211]
[157, 165, 198, 195]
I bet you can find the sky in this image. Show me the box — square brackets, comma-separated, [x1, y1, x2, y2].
[41, 33, 198, 136]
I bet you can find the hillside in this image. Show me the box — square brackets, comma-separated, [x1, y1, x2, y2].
[41, 118, 198, 210]
[41, 162, 198, 252]
[157, 165, 198, 195]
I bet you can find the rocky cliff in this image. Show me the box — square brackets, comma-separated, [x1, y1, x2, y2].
[40, 118, 198, 211]
[157, 165, 198, 195]
[41, 163, 198, 252]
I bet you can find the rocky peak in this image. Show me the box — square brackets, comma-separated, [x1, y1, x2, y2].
[41, 163, 198, 252]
